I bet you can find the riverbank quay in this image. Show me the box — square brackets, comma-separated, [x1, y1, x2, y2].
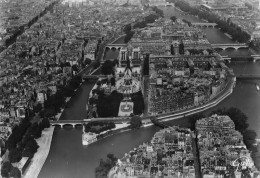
[22, 127, 54, 178]
[20, 64, 99, 176]
[82, 123, 130, 145]
[82, 120, 156, 146]
[55, 65, 100, 121]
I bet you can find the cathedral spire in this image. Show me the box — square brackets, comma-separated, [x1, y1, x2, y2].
[126, 55, 132, 72]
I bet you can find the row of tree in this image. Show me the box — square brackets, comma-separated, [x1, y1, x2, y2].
[123, 24, 135, 44]
[133, 13, 161, 29]
[96, 90, 124, 117]
[129, 115, 142, 130]
[91, 88, 145, 117]
[95, 154, 118, 178]
[130, 91, 145, 115]
[249, 40, 260, 53]
[101, 59, 118, 75]
[41, 75, 82, 118]
[123, 6, 164, 43]
[174, 1, 251, 43]
[84, 122, 115, 134]
[2, 75, 83, 177]
[2, 162, 22, 178]
[2, 117, 50, 177]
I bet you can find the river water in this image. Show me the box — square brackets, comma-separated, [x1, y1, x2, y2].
[39, 6, 260, 178]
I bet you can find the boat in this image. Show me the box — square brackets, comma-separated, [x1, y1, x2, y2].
[256, 84, 259, 91]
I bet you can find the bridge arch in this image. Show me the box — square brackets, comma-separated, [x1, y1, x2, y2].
[51, 124, 63, 128]
[225, 46, 238, 50]
[62, 123, 75, 128]
[237, 46, 248, 50]
[111, 47, 117, 51]
[74, 123, 84, 127]
[253, 57, 260, 62]
[213, 47, 225, 51]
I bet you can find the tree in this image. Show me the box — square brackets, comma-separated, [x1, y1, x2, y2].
[1, 161, 12, 177]
[124, 31, 135, 43]
[110, 78, 115, 86]
[9, 148, 22, 163]
[170, 16, 177, 22]
[123, 23, 132, 34]
[101, 60, 115, 75]
[33, 126, 42, 139]
[22, 138, 39, 158]
[9, 166, 21, 178]
[33, 103, 42, 113]
[131, 91, 145, 115]
[89, 97, 96, 105]
[93, 61, 100, 69]
[129, 115, 142, 129]
[188, 113, 205, 130]
[225, 107, 249, 133]
[40, 117, 50, 129]
[243, 129, 257, 150]
[95, 154, 118, 178]
[85, 58, 92, 65]
[211, 107, 249, 133]
[6, 118, 31, 150]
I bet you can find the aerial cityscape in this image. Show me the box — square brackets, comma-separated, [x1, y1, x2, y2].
[0, 0, 260, 177]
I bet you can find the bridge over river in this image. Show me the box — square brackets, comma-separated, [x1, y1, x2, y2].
[221, 54, 260, 62]
[191, 22, 217, 28]
[50, 117, 131, 128]
[212, 43, 248, 50]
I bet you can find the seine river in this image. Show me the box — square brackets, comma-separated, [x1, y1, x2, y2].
[38, 6, 260, 178]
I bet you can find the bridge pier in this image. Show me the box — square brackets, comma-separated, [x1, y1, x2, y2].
[60, 124, 64, 128]
[253, 58, 260, 62]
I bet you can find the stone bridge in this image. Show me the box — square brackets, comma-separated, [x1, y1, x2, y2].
[221, 55, 260, 62]
[50, 117, 130, 128]
[211, 43, 248, 50]
[106, 44, 127, 50]
[50, 120, 85, 128]
[191, 22, 217, 28]
[252, 55, 260, 62]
